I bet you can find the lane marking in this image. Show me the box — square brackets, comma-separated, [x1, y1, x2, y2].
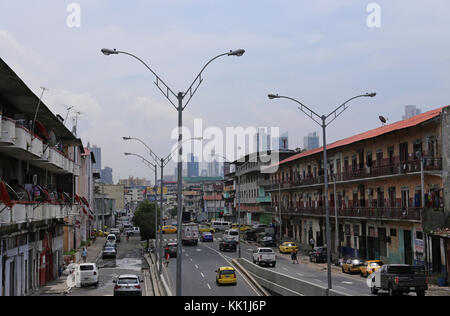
[201, 272, 205, 278]
[314, 279, 324, 283]
[296, 273, 304, 277]
[195, 264, 199, 269]
[336, 286, 347, 290]
[207, 283, 212, 290]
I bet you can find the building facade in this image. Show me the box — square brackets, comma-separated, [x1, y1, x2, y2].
[264, 106, 449, 276]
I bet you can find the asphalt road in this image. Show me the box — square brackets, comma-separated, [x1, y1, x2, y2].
[162, 233, 260, 296]
[68, 235, 147, 297]
[162, 231, 372, 296]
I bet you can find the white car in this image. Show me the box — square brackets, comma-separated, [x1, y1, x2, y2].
[224, 229, 240, 242]
[252, 248, 276, 267]
[78, 263, 99, 287]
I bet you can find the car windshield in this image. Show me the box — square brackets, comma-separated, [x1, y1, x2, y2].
[370, 262, 382, 267]
[387, 265, 423, 274]
[220, 270, 235, 275]
[351, 259, 362, 265]
[118, 278, 139, 285]
[105, 247, 115, 251]
[229, 231, 238, 236]
[285, 243, 296, 246]
[80, 265, 94, 271]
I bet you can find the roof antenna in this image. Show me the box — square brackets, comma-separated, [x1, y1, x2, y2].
[64, 105, 74, 125]
[31, 86, 49, 137]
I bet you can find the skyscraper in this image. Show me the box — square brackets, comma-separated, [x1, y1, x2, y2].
[303, 132, 320, 151]
[89, 144, 102, 173]
[403, 105, 421, 120]
[187, 153, 199, 177]
[101, 166, 113, 184]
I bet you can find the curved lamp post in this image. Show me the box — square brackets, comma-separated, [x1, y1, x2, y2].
[267, 92, 376, 295]
[103, 47, 244, 296]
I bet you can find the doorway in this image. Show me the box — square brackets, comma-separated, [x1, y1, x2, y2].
[404, 230, 413, 265]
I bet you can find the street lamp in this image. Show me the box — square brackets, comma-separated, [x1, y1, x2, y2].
[268, 92, 376, 295]
[123, 136, 202, 278]
[123, 152, 159, 264]
[103, 47, 244, 296]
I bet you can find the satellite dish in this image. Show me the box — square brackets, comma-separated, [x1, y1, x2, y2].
[379, 116, 388, 124]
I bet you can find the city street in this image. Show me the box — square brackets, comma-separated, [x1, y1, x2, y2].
[67, 235, 147, 297]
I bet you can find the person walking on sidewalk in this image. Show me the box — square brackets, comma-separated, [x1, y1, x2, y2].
[81, 248, 87, 263]
[309, 237, 315, 251]
[291, 249, 299, 264]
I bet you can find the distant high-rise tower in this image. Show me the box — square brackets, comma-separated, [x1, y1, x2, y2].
[101, 167, 113, 184]
[303, 132, 320, 151]
[403, 105, 421, 120]
[89, 144, 102, 173]
[187, 153, 199, 177]
[278, 132, 289, 150]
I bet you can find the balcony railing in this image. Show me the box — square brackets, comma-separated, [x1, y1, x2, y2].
[268, 158, 443, 191]
[0, 117, 16, 144]
[0, 203, 81, 225]
[263, 206, 422, 221]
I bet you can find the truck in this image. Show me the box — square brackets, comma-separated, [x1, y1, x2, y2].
[252, 247, 277, 267]
[181, 222, 199, 246]
[369, 264, 428, 296]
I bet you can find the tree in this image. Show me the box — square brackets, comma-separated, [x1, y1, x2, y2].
[132, 201, 160, 249]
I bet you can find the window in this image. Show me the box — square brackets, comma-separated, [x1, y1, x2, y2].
[416, 231, 423, 240]
[390, 228, 397, 237]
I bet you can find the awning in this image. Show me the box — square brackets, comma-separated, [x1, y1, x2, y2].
[35, 120, 49, 138]
[0, 182, 13, 208]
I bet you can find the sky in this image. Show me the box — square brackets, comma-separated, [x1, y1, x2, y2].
[1, 0, 450, 183]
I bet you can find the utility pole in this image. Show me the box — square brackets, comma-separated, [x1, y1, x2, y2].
[334, 176, 339, 259]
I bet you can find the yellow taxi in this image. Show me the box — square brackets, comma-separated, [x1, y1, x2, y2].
[342, 258, 364, 274]
[231, 224, 252, 232]
[161, 225, 177, 234]
[360, 260, 383, 277]
[215, 266, 237, 286]
[279, 242, 299, 254]
[199, 225, 215, 233]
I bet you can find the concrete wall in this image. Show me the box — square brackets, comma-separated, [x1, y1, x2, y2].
[237, 258, 348, 296]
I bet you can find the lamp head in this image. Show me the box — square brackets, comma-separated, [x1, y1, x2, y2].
[268, 94, 279, 100]
[124, 152, 131, 156]
[228, 49, 245, 57]
[366, 92, 377, 98]
[101, 48, 119, 56]
[123, 136, 131, 141]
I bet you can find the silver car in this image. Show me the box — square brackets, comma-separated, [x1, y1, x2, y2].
[102, 246, 117, 259]
[113, 274, 143, 296]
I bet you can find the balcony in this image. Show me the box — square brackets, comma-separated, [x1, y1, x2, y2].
[263, 205, 422, 222]
[256, 196, 272, 203]
[0, 117, 16, 145]
[267, 158, 443, 191]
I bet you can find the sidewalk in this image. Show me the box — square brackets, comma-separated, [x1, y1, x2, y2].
[31, 237, 106, 296]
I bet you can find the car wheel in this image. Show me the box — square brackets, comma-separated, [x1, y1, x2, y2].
[272, 262, 276, 268]
[371, 286, 378, 295]
[417, 290, 425, 297]
[342, 267, 345, 273]
[388, 284, 395, 296]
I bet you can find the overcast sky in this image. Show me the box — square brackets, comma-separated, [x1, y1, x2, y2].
[1, 1, 449, 183]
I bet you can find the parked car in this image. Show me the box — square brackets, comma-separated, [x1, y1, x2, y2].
[252, 247, 276, 267]
[219, 237, 237, 252]
[107, 234, 117, 244]
[110, 229, 121, 242]
[252, 224, 268, 229]
[78, 263, 99, 287]
[309, 247, 329, 263]
[211, 221, 231, 231]
[231, 224, 252, 232]
[102, 246, 117, 259]
[165, 243, 178, 258]
[369, 264, 428, 296]
[215, 266, 237, 286]
[104, 241, 117, 250]
[113, 274, 143, 296]
[360, 260, 383, 277]
[200, 232, 214, 242]
[342, 258, 364, 274]
[259, 236, 276, 247]
[279, 242, 299, 254]
[244, 227, 266, 241]
[133, 227, 140, 234]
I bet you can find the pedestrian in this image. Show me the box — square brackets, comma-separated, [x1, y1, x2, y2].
[81, 248, 87, 263]
[291, 249, 298, 264]
[292, 249, 299, 264]
[165, 252, 170, 267]
[309, 237, 315, 251]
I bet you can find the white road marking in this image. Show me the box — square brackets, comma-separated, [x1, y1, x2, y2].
[195, 264, 199, 269]
[296, 273, 304, 277]
[282, 267, 289, 272]
[207, 283, 212, 290]
[314, 279, 324, 283]
[201, 272, 205, 278]
[342, 281, 353, 285]
[336, 286, 347, 290]
[190, 258, 193, 262]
